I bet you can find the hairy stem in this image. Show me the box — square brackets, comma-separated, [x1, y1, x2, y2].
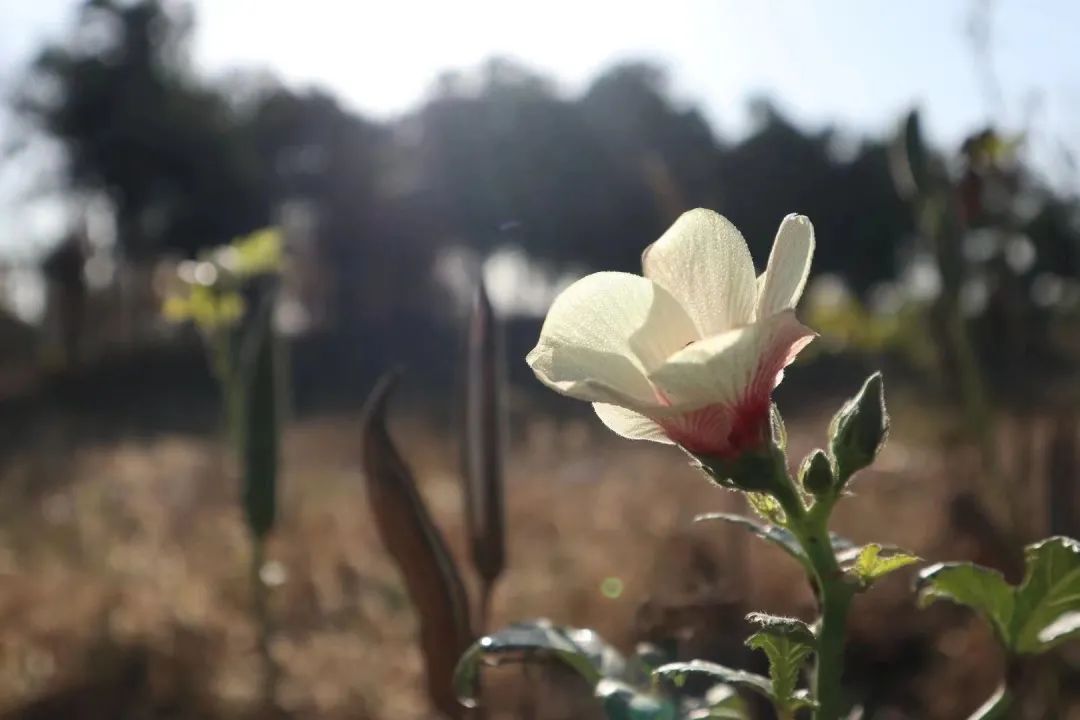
[774, 480, 853, 720]
[804, 526, 852, 720]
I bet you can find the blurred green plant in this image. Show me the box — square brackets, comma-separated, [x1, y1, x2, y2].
[803, 293, 937, 370]
[454, 620, 750, 720]
[888, 110, 1080, 546]
[889, 112, 1000, 499]
[163, 226, 286, 709]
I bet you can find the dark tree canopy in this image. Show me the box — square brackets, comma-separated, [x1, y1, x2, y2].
[15, 0, 1078, 322]
[19, 0, 268, 260]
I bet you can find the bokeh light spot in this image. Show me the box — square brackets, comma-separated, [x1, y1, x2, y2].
[601, 576, 624, 599]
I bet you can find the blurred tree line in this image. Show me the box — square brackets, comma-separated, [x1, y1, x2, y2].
[13, 1, 915, 305]
[10, 0, 1080, 393]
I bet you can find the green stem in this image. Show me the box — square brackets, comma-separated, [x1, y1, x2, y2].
[810, 565, 852, 720]
[969, 656, 1021, 720]
[251, 534, 278, 709]
[967, 684, 1012, 720]
[774, 481, 853, 720]
[802, 517, 853, 720]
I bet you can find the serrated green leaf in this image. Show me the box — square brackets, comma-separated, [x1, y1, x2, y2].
[652, 661, 772, 702]
[916, 562, 1014, 644]
[696, 513, 805, 568]
[745, 614, 816, 714]
[1011, 536, 1080, 652]
[745, 612, 816, 646]
[916, 537, 1080, 654]
[747, 492, 786, 525]
[845, 544, 920, 589]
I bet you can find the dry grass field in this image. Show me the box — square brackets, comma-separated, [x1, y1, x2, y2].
[0, 388, 1076, 719]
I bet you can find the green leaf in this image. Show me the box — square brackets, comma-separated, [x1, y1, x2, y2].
[696, 513, 805, 569]
[653, 660, 772, 702]
[1011, 536, 1080, 652]
[696, 513, 854, 576]
[916, 536, 1080, 654]
[745, 613, 816, 646]
[746, 492, 787, 525]
[745, 613, 816, 714]
[1038, 612, 1080, 647]
[454, 620, 625, 707]
[844, 544, 920, 589]
[624, 643, 673, 687]
[916, 562, 1014, 644]
[695, 685, 750, 719]
[633, 642, 672, 672]
[596, 680, 677, 720]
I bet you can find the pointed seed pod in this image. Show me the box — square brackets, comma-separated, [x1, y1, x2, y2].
[361, 373, 472, 718]
[461, 279, 506, 591]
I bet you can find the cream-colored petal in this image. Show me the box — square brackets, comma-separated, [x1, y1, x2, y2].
[648, 310, 816, 409]
[593, 403, 673, 444]
[756, 214, 815, 319]
[642, 208, 757, 336]
[526, 271, 694, 409]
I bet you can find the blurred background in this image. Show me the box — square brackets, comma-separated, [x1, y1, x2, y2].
[1, 0, 1079, 718]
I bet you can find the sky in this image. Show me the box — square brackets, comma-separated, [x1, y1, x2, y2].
[2, 0, 1080, 264]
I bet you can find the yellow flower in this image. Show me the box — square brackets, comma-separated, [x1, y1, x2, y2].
[163, 286, 245, 331]
[215, 228, 284, 278]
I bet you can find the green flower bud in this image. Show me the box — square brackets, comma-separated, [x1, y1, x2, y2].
[692, 442, 787, 493]
[799, 449, 834, 497]
[828, 372, 889, 485]
[690, 404, 791, 494]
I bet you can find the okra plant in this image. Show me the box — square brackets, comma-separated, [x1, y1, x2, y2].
[164, 228, 286, 707]
[455, 209, 1080, 720]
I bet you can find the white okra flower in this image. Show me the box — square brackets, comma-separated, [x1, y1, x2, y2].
[527, 209, 816, 459]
